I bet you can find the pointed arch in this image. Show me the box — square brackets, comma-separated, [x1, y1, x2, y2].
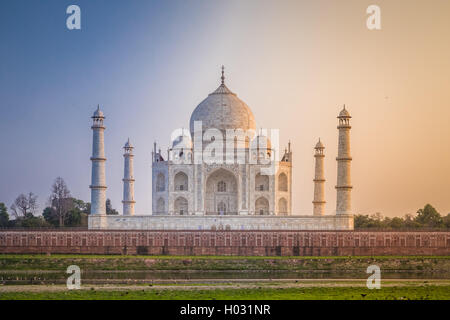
[205, 168, 238, 215]
[156, 197, 165, 214]
[255, 197, 269, 215]
[278, 173, 287, 192]
[156, 173, 165, 192]
[174, 196, 188, 215]
[278, 198, 287, 215]
[174, 171, 188, 191]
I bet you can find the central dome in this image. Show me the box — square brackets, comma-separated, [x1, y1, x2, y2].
[189, 69, 256, 136]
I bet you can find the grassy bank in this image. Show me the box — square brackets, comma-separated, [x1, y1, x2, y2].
[1, 255, 449, 299]
[1, 284, 449, 300]
[1, 254, 449, 272]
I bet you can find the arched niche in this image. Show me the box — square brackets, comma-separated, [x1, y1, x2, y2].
[255, 197, 269, 215]
[174, 196, 188, 215]
[278, 173, 288, 192]
[174, 171, 188, 191]
[205, 168, 238, 215]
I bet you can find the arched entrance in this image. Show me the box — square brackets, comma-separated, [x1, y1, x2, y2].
[278, 173, 287, 191]
[156, 173, 165, 192]
[205, 168, 238, 215]
[174, 171, 188, 191]
[174, 196, 188, 215]
[278, 197, 287, 215]
[217, 201, 226, 215]
[255, 197, 269, 215]
[156, 197, 165, 214]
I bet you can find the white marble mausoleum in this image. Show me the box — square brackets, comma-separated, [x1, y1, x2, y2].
[88, 67, 354, 230]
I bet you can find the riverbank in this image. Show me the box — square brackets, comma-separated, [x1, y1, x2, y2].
[1, 255, 449, 299]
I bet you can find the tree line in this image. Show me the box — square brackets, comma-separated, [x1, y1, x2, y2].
[0, 177, 118, 228]
[354, 204, 450, 230]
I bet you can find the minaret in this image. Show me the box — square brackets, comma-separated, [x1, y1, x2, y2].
[313, 138, 325, 215]
[90, 105, 107, 215]
[122, 138, 135, 215]
[335, 105, 352, 215]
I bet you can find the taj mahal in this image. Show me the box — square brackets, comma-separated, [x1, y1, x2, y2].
[88, 67, 354, 230]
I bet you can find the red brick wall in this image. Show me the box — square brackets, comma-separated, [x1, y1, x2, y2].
[0, 230, 449, 256]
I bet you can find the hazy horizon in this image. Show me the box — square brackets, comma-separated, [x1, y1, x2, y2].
[1, 0, 449, 218]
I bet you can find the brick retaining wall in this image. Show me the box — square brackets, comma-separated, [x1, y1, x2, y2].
[0, 230, 449, 256]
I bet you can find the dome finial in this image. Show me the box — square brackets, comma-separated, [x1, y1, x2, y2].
[93, 104, 104, 118]
[124, 137, 133, 150]
[338, 105, 351, 118]
[315, 138, 324, 149]
[221, 65, 225, 85]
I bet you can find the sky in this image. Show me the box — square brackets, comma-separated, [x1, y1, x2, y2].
[0, 0, 449, 218]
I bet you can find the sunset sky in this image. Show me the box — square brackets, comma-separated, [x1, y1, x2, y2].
[1, 0, 449, 217]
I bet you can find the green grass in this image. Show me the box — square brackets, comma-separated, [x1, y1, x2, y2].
[1, 285, 449, 300]
[1, 254, 449, 274]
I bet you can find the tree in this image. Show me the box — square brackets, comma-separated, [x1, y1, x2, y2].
[389, 217, 404, 229]
[49, 177, 72, 227]
[84, 202, 91, 214]
[67, 199, 89, 226]
[354, 213, 389, 229]
[42, 206, 58, 226]
[0, 203, 9, 227]
[72, 199, 90, 214]
[354, 214, 371, 229]
[106, 199, 119, 215]
[443, 214, 450, 229]
[355, 204, 448, 230]
[10, 192, 38, 219]
[415, 204, 443, 228]
[403, 213, 421, 229]
[15, 216, 50, 228]
[43, 198, 89, 227]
